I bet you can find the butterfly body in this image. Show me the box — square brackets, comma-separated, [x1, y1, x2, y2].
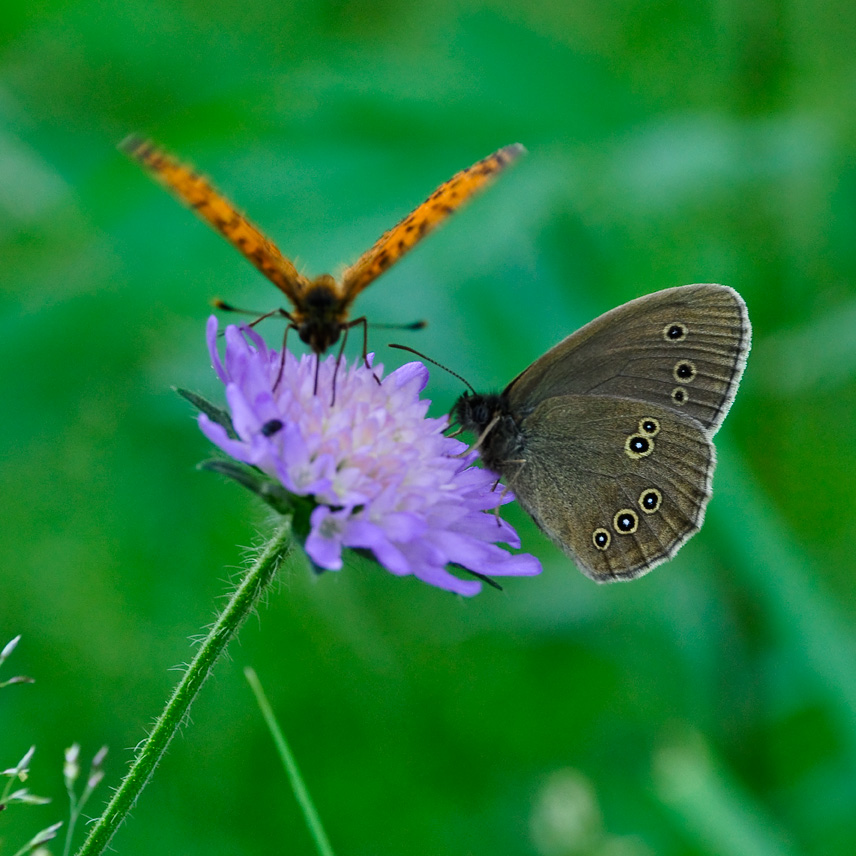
[291, 274, 350, 352]
[454, 392, 524, 468]
[121, 136, 524, 355]
[453, 284, 750, 582]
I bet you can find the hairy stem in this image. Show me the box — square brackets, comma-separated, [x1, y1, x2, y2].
[75, 521, 296, 856]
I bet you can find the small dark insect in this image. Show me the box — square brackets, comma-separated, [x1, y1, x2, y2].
[260, 419, 284, 438]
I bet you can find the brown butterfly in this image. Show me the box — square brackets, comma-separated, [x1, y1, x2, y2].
[453, 284, 750, 582]
[121, 136, 525, 356]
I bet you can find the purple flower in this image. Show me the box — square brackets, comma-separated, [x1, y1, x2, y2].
[199, 318, 542, 595]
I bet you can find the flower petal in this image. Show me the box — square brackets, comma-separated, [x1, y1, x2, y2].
[200, 324, 541, 595]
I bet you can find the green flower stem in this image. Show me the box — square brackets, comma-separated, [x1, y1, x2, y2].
[245, 667, 336, 856]
[75, 520, 296, 856]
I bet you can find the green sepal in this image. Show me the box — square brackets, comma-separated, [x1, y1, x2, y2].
[199, 459, 296, 516]
[175, 388, 238, 440]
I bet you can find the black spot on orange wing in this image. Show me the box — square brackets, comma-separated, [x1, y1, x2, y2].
[120, 136, 310, 304]
[340, 143, 526, 300]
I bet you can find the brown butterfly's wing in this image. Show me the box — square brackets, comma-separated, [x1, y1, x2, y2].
[340, 143, 525, 300]
[485, 284, 750, 580]
[121, 136, 311, 304]
[506, 284, 750, 438]
[504, 396, 715, 581]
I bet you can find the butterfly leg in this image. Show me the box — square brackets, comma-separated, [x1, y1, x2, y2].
[329, 330, 350, 404]
[345, 316, 383, 385]
[273, 323, 297, 392]
[357, 316, 370, 368]
[491, 479, 522, 525]
[492, 459, 526, 525]
[346, 316, 382, 382]
[313, 353, 323, 398]
[456, 413, 501, 458]
[458, 568, 503, 591]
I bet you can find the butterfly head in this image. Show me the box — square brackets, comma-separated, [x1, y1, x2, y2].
[453, 391, 498, 433]
[293, 275, 349, 353]
[452, 391, 523, 473]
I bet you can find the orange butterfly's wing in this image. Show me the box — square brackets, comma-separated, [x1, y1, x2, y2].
[120, 136, 310, 304]
[340, 143, 526, 300]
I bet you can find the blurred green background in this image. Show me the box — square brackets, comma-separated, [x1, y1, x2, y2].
[3, 0, 856, 854]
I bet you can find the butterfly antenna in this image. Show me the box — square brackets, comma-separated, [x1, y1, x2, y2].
[212, 298, 268, 316]
[370, 320, 427, 331]
[214, 301, 291, 337]
[388, 344, 476, 394]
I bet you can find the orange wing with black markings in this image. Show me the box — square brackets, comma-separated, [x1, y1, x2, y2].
[120, 135, 310, 302]
[123, 137, 525, 356]
[340, 143, 526, 300]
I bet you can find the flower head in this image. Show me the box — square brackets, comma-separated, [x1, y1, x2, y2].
[199, 318, 541, 595]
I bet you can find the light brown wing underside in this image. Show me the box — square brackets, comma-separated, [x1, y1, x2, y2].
[121, 136, 309, 302]
[509, 396, 715, 582]
[506, 284, 750, 438]
[340, 143, 526, 299]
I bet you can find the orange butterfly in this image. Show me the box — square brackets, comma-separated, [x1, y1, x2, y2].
[121, 136, 525, 356]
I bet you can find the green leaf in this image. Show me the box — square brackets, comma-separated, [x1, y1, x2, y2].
[198, 459, 296, 515]
[175, 388, 238, 440]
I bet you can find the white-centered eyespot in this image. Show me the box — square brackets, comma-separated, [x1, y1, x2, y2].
[638, 488, 662, 514]
[593, 528, 611, 550]
[613, 509, 639, 534]
[639, 417, 660, 437]
[663, 322, 688, 342]
[673, 360, 697, 383]
[625, 434, 654, 459]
